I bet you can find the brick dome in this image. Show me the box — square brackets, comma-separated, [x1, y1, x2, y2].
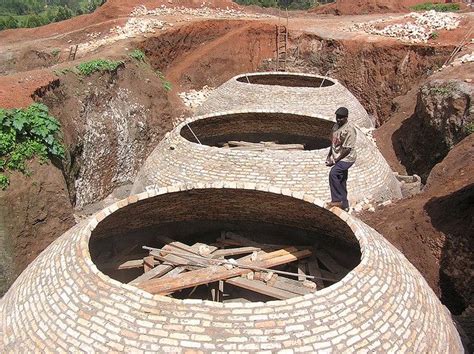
[131, 111, 402, 203]
[0, 184, 463, 352]
[197, 72, 374, 129]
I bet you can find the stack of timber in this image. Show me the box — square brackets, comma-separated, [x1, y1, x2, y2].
[221, 141, 304, 151]
[98, 232, 349, 302]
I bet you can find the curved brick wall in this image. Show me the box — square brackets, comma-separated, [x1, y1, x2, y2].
[131, 111, 402, 203]
[197, 72, 374, 129]
[181, 112, 332, 150]
[0, 184, 462, 352]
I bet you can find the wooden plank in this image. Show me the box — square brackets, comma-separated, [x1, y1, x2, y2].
[226, 277, 295, 300]
[222, 232, 312, 251]
[270, 276, 313, 296]
[143, 256, 155, 273]
[297, 261, 307, 282]
[161, 266, 186, 278]
[211, 247, 260, 258]
[138, 248, 311, 295]
[128, 263, 174, 285]
[307, 259, 325, 289]
[315, 249, 348, 275]
[99, 252, 152, 270]
[165, 242, 217, 256]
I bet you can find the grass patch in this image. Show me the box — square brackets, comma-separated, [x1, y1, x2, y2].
[429, 82, 457, 96]
[0, 103, 65, 190]
[156, 71, 172, 92]
[129, 49, 146, 62]
[410, 2, 460, 12]
[75, 59, 123, 76]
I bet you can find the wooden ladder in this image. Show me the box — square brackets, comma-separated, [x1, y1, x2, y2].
[68, 44, 78, 61]
[275, 24, 288, 71]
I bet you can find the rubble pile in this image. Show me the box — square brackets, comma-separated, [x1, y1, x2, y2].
[131, 5, 272, 19]
[455, 51, 474, 64]
[111, 18, 166, 37]
[178, 86, 215, 109]
[78, 17, 168, 53]
[350, 10, 461, 43]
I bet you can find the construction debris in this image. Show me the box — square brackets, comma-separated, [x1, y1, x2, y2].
[350, 11, 461, 43]
[98, 232, 349, 302]
[131, 5, 272, 19]
[178, 86, 214, 108]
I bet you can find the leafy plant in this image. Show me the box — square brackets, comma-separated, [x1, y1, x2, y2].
[129, 49, 146, 62]
[75, 59, 123, 76]
[410, 2, 460, 12]
[0, 103, 65, 190]
[465, 122, 474, 135]
[429, 31, 439, 40]
[51, 48, 61, 57]
[429, 82, 457, 96]
[156, 71, 172, 92]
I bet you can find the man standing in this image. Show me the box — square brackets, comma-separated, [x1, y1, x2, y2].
[325, 106, 357, 211]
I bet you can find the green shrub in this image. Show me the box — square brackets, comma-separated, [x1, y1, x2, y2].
[130, 49, 146, 62]
[465, 122, 474, 135]
[156, 71, 172, 92]
[51, 48, 61, 57]
[429, 31, 439, 40]
[0, 103, 65, 190]
[410, 2, 460, 12]
[75, 59, 123, 76]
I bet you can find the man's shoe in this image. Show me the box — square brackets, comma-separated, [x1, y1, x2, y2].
[325, 201, 343, 209]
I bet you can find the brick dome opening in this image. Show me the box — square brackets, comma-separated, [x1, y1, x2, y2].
[89, 188, 361, 303]
[180, 112, 332, 150]
[236, 73, 335, 87]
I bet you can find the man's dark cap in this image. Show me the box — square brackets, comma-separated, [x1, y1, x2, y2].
[335, 107, 349, 117]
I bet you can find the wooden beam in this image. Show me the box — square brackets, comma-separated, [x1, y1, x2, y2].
[315, 249, 348, 275]
[226, 277, 295, 300]
[307, 259, 325, 289]
[128, 263, 174, 285]
[138, 248, 311, 295]
[269, 276, 313, 296]
[297, 261, 307, 282]
[211, 247, 260, 258]
[143, 256, 155, 273]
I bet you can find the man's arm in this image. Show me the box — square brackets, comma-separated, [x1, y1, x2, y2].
[333, 147, 351, 163]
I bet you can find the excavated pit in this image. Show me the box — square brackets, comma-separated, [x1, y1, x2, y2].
[89, 188, 361, 302]
[180, 112, 333, 150]
[236, 73, 335, 87]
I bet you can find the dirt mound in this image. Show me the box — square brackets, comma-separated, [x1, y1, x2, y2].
[140, 20, 275, 89]
[311, 0, 442, 15]
[360, 133, 473, 323]
[393, 79, 473, 182]
[0, 69, 57, 109]
[0, 159, 75, 296]
[0, 0, 239, 44]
